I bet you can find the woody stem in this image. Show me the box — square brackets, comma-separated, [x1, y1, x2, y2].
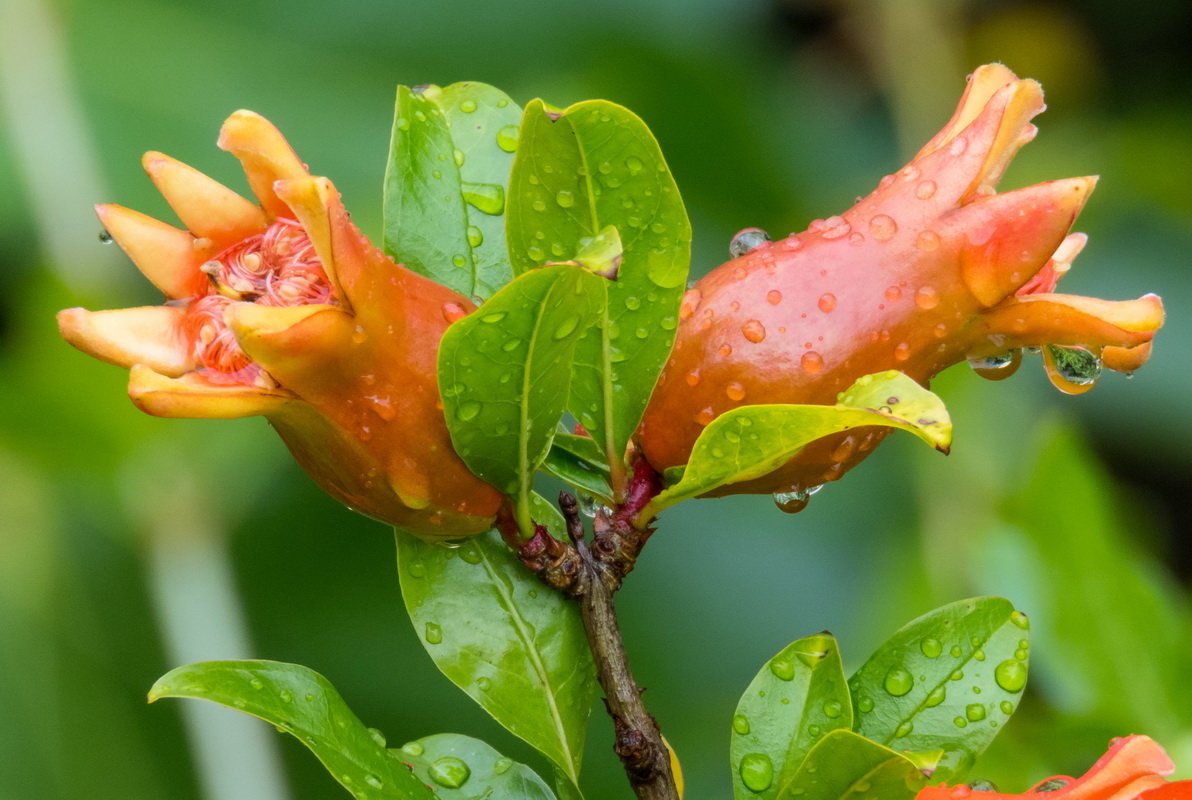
[560, 492, 678, 800]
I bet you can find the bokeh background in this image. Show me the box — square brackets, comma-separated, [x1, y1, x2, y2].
[2, 0, 1189, 797]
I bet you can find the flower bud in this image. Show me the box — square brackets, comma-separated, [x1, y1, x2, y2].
[638, 65, 1163, 497]
[59, 111, 502, 539]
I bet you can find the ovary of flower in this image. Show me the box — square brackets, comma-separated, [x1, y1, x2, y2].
[637, 64, 1164, 499]
[59, 110, 502, 540]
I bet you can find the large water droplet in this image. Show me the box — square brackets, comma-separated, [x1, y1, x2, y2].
[424, 622, 444, 644]
[742, 320, 767, 343]
[429, 756, 471, 788]
[818, 293, 837, 313]
[732, 714, 751, 735]
[457, 402, 481, 422]
[1043, 345, 1101, 395]
[462, 182, 506, 215]
[968, 349, 1022, 381]
[729, 227, 770, 258]
[769, 654, 795, 681]
[466, 226, 484, 248]
[553, 316, 581, 340]
[739, 752, 774, 793]
[1011, 611, 1030, 630]
[823, 700, 843, 718]
[965, 703, 987, 722]
[820, 216, 851, 239]
[920, 638, 943, 658]
[368, 728, 387, 747]
[884, 667, 914, 697]
[773, 488, 812, 514]
[401, 741, 425, 757]
[869, 214, 898, 241]
[924, 685, 947, 707]
[496, 124, 519, 153]
[994, 659, 1027, 693]
[801, 351, 825, 375]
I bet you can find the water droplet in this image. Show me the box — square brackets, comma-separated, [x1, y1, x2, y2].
[742, 320, 767, 343]
[857, 696, 875, 713]
[801, 351, 825, 375]
[553, 316, 580, 340]
[885, 286, 903, 303]
[457, 402, 481, 422]
[683, 369, 701, 387]
[869, 214, 898, 241]
[719, 343, 733, 357]
[950, 669, 964, 681]
[973, 649, 986, 662]
[994, 659, 1027, 693]
[965, 703, 987, 722]
[884, 667, 914, 697]
[731, 714, 752, 735]
[921, 638, 943, 658]
[451, 254, 467, 268]
[696, 407, 716, 426]
[98, 229, 113, 243]
[724, 382, 745, 402]
[466, 226, 484, 248]
[365, 774, 383, 789]
[401, 741, 425, 756]
[647, 247, 684, 288]
[462, 182, 505, 215]
[767, 658, 796, 681]
[823, 700, 843, 718]
[429, 756, 471, 788]
[818, 293, 837, 313]
[773, 488, 813, 514]
[626, 156, 644, 175]
[368, 727, 387, 747]
[250, 678, 264, 690]
[949, 136, 969, 155]
[739, 752, 774, 793]
[729, 227, 770, 257]
[915, 285, 940, 309]
[894, 342, 911, 361]
[820, 216, 851, 239]
[459, 99, 478, 113]
[968, 349, 1022, 381]
[550, 189, 577, 210]
[279, 690, 293, 703]
[481, 311, 506, 323]
[1043, 345, 1101, 395]
[953, 716, 968, 728]
[916, 180, 938, 200]
[925, 685, 947, 707]
[496, 124, 518, 152]
[1010, 611, 1030, 630]
[895, 721, 914, 738]
[424, 622, 443, 644]
[916, 231, 941, 251]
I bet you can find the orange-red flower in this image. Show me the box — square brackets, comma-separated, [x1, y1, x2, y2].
[59, 111, 501, 539]
[637, 64, 1164, 498]
[917, 735, 1190, 799]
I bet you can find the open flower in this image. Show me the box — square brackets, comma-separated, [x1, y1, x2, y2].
[637, 64, 1164, 499]
[917, 735, 1190, 799]
[59, 111, 502, 539]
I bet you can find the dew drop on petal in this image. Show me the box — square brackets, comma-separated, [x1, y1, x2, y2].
[696, 407, 716, 426]
[820, 215, 851, 239]
[916, 180, 938, 200]
[894, 342, 911, 361]
[726, 382, 747, 401]
[869, 214, 898, 241]
[729, 227, 770, 258]
[949, 136, 969, 156]
[679, 289, 701, 319]
[967, 349, 1022, 380]
[685, 369, 700, 387]
[766, 289, 782, 305]
[441, 302, 468, 323]
[915, 286, 940, 309]
[801, 351, 824, 375]
[742, 320, 766, 343]
[818, 293, 837, 313]
[916, 231, 941, 251]
[1042, 345, 1101, 395]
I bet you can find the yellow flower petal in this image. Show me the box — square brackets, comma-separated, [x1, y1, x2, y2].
[142, 151, 267, 245]
[227, 302, 354, 385]
[58, 305, 193, 376]
[129, 364, 290, 419]
[95, 204, 206, 299]
[217, 110, 309, 220]
[272, 176, 343, 299]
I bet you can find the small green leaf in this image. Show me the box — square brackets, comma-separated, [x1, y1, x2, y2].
[542, 434, 613, 501]
[384, 82, 521, 299]
[645, 372, 951, 515]
[438, 264, 604, 529]
[149, 661, 434, 799]
[731, 633, 853, 800]
[508, 98, 691, 476]
[773, 730, 930, 800]
[847, 597, 1030, 783]
[395, 733, 557, 800]
[396, 530, 595, 786]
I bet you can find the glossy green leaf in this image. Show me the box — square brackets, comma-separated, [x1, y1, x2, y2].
[508, 98, 691, 476]
[645, 372, 951, 515]
[847, 597, 1030, 783]
[774, 730, 930, 800]
[395, 530, 595, 786]
[731, 633, 853, 800]
[438, 264, 604, 529]
[149, 660, 434, 800]
[384, 82, 521, 299]
[394, 733, 557, 800]
[542, 433, 612, 500]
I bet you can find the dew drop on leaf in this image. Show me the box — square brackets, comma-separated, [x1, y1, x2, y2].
[429, 756, 471, 788]
[883, 667, 914, 697]
[994, 659, 1027, 693]
[496, 124, 518, 153]
[738, 752, 774, 793]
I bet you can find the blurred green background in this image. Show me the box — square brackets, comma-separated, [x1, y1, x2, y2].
[2, 0, 1189, 797]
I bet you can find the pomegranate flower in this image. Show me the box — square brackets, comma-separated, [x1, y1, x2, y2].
[59, 111, 502, 539]
[917, 735, 1190, 799]
[638, 64, 1164, 499]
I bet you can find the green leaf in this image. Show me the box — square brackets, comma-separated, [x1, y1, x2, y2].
[438, 264, 604, 530]
[395, 530, 596, 786]
[847, 597, 1030, 783]
[645, 372, 951, 515]
[541, 434, 612, 501]
[394, 733, 557, 800]
[384, 82, 521, 299]
[731, 633, 854, 800]
[773, 730, 930, 800]
[149, 660, 434, 800]
[507, 98, 691, 476]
